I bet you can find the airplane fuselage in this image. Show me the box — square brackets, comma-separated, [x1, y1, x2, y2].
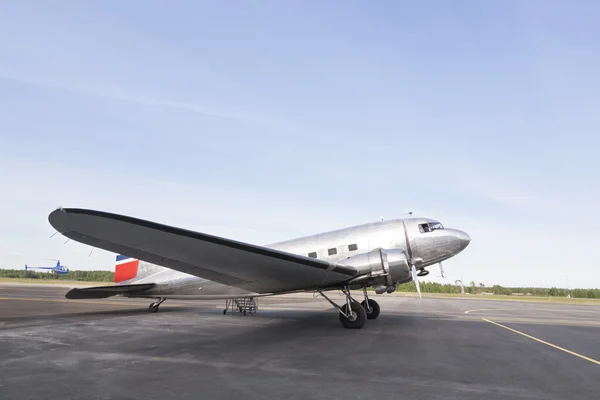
[122, 217, 470, 300]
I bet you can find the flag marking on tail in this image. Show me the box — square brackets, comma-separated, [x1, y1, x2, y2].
[115, 255, 139, 283]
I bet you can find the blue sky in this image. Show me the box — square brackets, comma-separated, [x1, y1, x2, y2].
[1, 1, 598, 288]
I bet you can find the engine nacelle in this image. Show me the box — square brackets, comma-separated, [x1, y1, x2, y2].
[340, 248, 412, 294]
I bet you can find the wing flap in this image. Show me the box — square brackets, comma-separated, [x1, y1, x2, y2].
[65, 283, 156, 299]
[49, 208, 359, 293]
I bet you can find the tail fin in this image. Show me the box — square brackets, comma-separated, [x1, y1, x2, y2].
[114, 255, 140, 283]
[25, 264, 28, 271]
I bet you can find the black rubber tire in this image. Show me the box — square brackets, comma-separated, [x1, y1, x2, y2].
[361, 299, 380, 320]
[223, 309, 227, 315]
[149, 304, 159, 313]
[339, 301, 366, 329]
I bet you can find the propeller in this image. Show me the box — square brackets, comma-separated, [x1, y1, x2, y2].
[402, 221, 422, 300]
[439, 262, 446, 278]
[410, 264, 422, 300]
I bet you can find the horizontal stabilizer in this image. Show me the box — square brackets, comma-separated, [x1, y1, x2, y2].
[65, 283, 156, 299]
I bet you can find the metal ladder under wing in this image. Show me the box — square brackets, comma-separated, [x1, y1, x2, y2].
[223, 297, 258, 315]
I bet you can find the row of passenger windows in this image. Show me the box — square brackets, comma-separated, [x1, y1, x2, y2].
[308, 243, 358, 259]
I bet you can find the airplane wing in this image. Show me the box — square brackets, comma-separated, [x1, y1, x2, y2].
[48, 208, 360, 294]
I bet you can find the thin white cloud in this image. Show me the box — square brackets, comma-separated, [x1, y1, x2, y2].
[0, 71, 311, 137]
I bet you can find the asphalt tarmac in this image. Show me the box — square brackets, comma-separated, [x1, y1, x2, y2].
[1, 284, 599, 400]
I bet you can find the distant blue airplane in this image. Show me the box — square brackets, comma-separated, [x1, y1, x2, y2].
[25, 260, 69, 275]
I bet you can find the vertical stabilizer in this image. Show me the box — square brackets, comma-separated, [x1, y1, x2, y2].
[114, 255, 140, 283]
[114, 255, 167, 284]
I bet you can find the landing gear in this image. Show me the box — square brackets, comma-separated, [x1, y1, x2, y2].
[339, 301, 366, 329]
[319, 286, 367, 329]
[361, 287, 380, 320]
[148, 298, 166, 313]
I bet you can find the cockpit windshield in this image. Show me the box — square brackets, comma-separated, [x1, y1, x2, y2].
[419, 222, 444, 233]
[429, 222, 444, 231]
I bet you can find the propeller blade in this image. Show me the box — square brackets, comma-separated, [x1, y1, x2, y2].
[404, 220, 422, 300]
[439, 262, 445, 278]
[402, 221, 414, 260]
[411, 264, 422, 300]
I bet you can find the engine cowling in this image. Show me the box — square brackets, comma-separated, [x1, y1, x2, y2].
[339, 248, 412, 294]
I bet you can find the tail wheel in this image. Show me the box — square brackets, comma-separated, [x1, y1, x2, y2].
[361, 299, 380, 320]
[339, 301, 366, 329]
[149, 303, 159, 313]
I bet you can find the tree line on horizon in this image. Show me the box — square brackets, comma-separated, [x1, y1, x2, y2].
[0, 269, 113, 282]
[1, 269, 598, 298]
[392, 280, 600, 299]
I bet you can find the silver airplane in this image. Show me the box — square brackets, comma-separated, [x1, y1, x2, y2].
[48, 208, 471, 329]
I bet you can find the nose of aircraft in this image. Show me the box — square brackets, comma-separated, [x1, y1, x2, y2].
[454, 229, 471, 251]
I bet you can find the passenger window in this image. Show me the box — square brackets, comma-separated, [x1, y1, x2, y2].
[328, 248, 337, 256]
[348, 244, 358, 251]
[308, 252, 317, 258]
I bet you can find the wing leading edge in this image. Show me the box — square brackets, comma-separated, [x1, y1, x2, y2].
[48, 208, 359, 294]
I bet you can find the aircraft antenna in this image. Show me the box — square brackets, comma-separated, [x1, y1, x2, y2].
[89, 247, 95, 257]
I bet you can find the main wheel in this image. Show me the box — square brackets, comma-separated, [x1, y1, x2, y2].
[361, 299, 380, 320]
[339, 301, 366, 329]
[149, 303, 159, 313]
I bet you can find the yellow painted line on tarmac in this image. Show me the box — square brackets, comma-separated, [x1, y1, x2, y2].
[0, 297, 225, 309]
[0, 297, 137, 306]
[482, 318, 600, 366]
[482, 317, 600, 327]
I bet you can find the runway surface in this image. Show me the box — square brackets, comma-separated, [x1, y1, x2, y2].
[1, 284, 599, 400]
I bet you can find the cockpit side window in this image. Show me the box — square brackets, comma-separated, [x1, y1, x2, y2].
[419, 223, 430, 233]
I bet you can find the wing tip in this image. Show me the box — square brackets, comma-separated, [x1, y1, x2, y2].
[48, 206, 68, 229]
[49, 206, 85, 233]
